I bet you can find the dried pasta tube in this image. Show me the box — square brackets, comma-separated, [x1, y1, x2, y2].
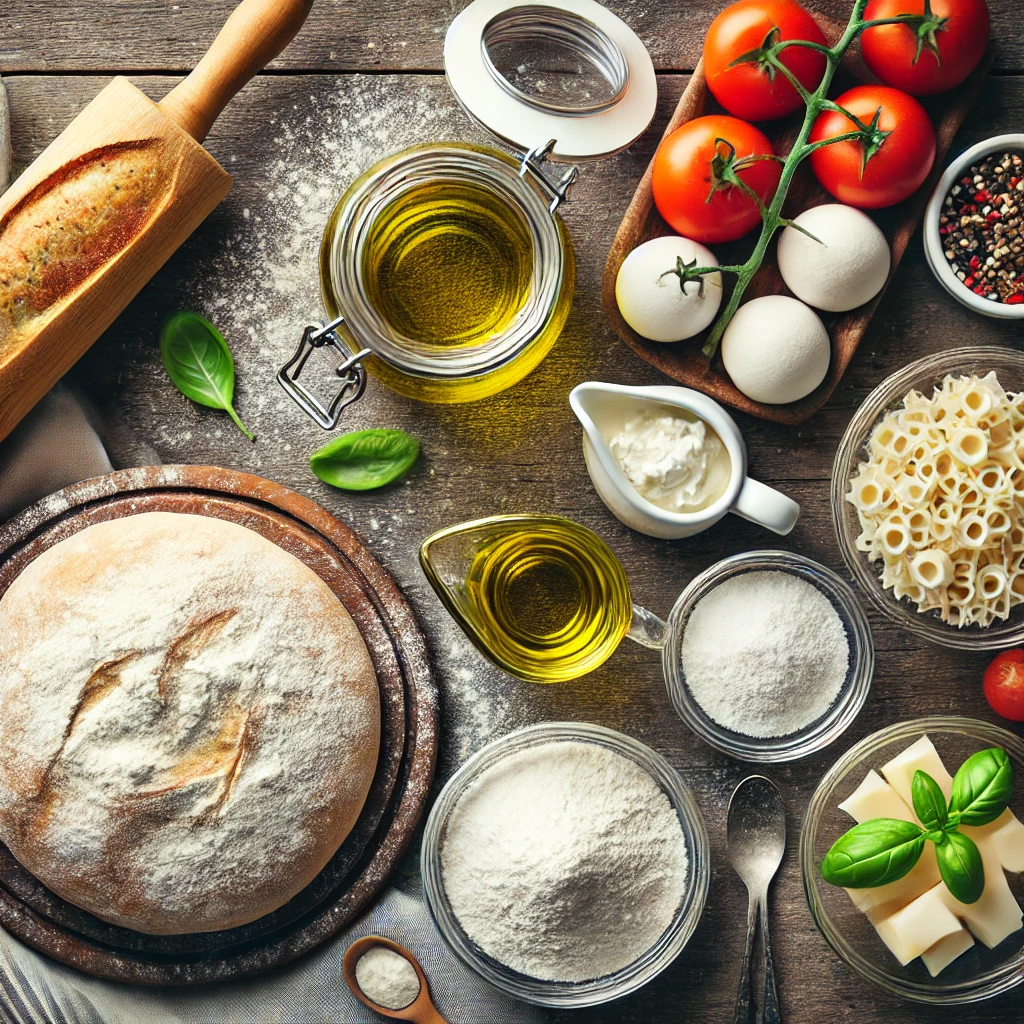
[958, 483, 983, 507]
[986, 506, 1011, 536]
[879, 515, 911, 556]
[893, 578, 926, 604]
[959, 382, 994, 419]
[949, 427, 989, 466]
[909, 549, 955, 589]
[957, 513, 989, 549]
[848, 473, 889, 512]
[976, 462, 1006, 494]
[896, 474, 931, 505]
[978, 564, 1008, 601]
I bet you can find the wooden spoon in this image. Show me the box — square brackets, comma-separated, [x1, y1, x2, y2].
[343, 936, 449, 1024]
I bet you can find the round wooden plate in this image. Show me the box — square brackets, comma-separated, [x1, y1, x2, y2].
[0, 466, 438, 985]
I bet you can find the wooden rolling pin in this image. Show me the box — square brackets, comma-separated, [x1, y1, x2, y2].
[0, 0, 313, 444]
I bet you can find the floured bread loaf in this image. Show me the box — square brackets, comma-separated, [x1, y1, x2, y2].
[0, 511, 380, 935]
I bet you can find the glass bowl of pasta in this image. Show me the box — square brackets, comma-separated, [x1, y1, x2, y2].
[833, 347, 1024, 649]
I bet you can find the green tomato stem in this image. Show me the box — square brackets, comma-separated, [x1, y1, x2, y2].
[700, 0, 882, 358]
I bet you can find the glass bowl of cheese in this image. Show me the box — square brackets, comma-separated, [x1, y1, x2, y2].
[802, 717, 1024, 1003]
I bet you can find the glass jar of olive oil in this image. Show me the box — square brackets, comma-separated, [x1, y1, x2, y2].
[320, 143, 575, 405]
[280, 0, 656, 425]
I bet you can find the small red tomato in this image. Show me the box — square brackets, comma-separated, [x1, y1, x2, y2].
[984, 650, 1024, 722]
[703, 0, 828, 121]
[652, 115, 782, 244]
[808, 85, 936, 208]
[861, 0, 989, 96]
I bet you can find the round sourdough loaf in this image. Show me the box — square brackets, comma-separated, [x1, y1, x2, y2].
[0, 511, 380, 935]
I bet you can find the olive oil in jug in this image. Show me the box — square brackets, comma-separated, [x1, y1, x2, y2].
[420, 515, 632, 683]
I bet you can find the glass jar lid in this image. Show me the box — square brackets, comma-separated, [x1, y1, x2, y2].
[444, 0, 657, 161]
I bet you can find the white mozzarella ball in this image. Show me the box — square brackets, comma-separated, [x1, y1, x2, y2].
[777, 204, 890, 312]
[615, 236, 723, 343]
[722, 295, 830, 405]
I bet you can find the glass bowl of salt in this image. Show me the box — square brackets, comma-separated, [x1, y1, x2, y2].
[420, 721, 710, 1007]
[662, 550, 875, 763]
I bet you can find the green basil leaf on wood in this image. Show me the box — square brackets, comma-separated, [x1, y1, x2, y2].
[950, 747, 1014, 827]
[935, 830, 986, 905]
[821, 818, 926, 889]
[310, 429, 420, 491]
[912, 769, 948, 832]
[160, 312, 254, 440]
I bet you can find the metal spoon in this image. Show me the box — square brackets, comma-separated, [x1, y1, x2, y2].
[727, 775, 786, 1024]
[343, 936, 449, 1024]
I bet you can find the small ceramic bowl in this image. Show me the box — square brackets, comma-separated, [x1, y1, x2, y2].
[421, 722, 710, 1008]
[923, 133, 1024, 320]
[569, 381, 799, 540]
[802, 717, 1024, 1004]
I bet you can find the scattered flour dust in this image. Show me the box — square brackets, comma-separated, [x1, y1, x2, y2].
[149, 78, 465, 455]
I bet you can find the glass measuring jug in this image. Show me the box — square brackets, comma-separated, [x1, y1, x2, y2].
[420, 514, 875, 762]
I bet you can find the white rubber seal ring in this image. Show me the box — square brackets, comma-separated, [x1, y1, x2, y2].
[444, 0, 658, 162]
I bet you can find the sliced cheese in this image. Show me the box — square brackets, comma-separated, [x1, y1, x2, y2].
[920, 926, 975, 977]
[844, 841, 941, 913]
[839, 769, 916, 824]
[939, 841, 1023, 949]
[963, 809, 1024, 874]
[870, 884, 964, 966]
[881, 735, 953, 807]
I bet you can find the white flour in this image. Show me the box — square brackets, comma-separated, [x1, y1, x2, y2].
[354, 946, 421, 1010]
[680, 570, 849, 738]
[440, 740, 689, 982]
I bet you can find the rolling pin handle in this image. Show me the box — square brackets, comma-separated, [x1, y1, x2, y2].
[158, 0, 314, 142]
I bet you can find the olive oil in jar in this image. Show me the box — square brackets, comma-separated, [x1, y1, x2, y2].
[363, 179, 534, 348]
[422, 516, 632, 683]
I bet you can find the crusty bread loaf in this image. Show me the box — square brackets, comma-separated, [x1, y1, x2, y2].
[0, 77, 232, 446]
[0, 139, 172, 355]
[0, 512, 380, 935]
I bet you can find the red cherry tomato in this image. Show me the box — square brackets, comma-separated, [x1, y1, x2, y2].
[652, 115, 782, 244]
[983, 649, 1024, 722]
[808, 85, 936, 208]
[861, 0, 989, 96]
[703, 0, 828, 120]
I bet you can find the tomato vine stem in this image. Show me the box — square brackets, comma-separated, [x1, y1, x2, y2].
[684, 0, 908, 358]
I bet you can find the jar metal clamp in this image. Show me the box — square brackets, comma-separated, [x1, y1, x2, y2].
[278, 0, 657, 428]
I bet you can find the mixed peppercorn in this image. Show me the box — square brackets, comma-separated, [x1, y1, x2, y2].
[939, 151, 1024, 305]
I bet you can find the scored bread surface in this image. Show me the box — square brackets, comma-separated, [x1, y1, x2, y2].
[0, 512, 381, 935]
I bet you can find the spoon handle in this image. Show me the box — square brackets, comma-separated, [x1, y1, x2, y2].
[759, 892, 781, 1024]
[733, 891, 759, 1024]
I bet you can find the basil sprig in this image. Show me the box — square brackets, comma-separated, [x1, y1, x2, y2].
[821, 746, 1014, 906]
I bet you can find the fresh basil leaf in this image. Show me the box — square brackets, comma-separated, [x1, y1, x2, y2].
[310, 429, 420, 491]
[912, 770, 948, 832]
[936, 830, 985, 905]
[821, 818, 926, 889]
[949, 747, 1014, 827]
[160, 312, 254, 440]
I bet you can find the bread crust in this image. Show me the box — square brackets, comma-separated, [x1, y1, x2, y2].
[0, 512, 380, 935]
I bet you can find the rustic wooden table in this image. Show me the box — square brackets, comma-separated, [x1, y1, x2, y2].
[3, 2, 1023, 1021]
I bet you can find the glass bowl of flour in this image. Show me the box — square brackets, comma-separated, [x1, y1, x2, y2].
[421, 722, 710, 1007]
[663, 550, 875, 762]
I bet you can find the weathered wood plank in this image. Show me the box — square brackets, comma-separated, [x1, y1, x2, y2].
[6, 68, 1024, 1023]
[3, 0, 1024, 74]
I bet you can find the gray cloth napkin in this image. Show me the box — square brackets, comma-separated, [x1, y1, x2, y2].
[0, 391, 539, 1024]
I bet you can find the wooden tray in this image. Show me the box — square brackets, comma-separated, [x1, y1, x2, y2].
[0, 466, 438, 985]
[603, 18, 992, 426]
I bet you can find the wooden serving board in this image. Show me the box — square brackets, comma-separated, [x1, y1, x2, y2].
[0, 465, 438, 986]
[603, 19, 992, 426]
